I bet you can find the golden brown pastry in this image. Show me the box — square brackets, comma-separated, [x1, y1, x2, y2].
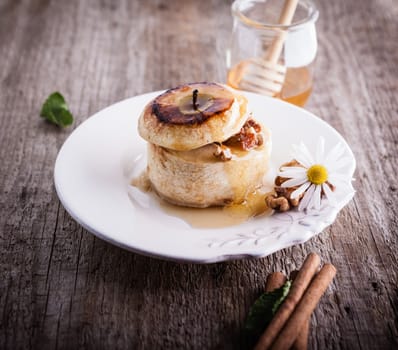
[138, 82, 248, 151]
[137, 82, 271, 208]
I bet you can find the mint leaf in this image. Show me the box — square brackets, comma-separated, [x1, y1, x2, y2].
[244, 280, 291, 339]
[40, 92, 74, 127]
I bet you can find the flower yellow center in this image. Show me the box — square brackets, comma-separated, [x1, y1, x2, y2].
[307, 165, 328, 185]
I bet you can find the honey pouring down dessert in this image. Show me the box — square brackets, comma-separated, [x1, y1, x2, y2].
[134, 82, 272, 220]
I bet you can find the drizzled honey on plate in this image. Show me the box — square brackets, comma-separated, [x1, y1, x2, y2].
[131, 171, 273, 229]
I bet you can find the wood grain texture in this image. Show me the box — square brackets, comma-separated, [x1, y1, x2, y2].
[0, 0, 397, 349]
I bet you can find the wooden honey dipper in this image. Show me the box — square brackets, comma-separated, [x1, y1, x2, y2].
[239, 0, 299, 96]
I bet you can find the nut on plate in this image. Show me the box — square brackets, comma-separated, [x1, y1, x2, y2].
[266, 160, 305, 212]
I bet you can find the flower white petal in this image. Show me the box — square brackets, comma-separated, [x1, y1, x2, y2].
[278, 167, 307, 178]
[327, 156, 352, 171]
[328, 173, 350, 187]
[291, 181, 311, 199]
[324, 142, 345, 166]
[312, 185, 322, 210]
[292, 142, 314, 167]
[329, 172, 350, 180]
[298, 184, 316, 211]
[307, 186, 318, 209]
[299, 141, 315, 163]
[281, 176, 308, 188]
[322, 183, 336, 205]
[315, 137, 325, 163]
[328, 178, 349, 189]
[293, 155, 312, 168]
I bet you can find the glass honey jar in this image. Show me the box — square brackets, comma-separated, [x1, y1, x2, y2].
[227, 0, 319, 107]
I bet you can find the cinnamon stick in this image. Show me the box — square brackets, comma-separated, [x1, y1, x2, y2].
[290, 321, 309, 350]
[254, 253, 320, 350]
[265, 272, 287, 292]
[264, 272, 309, 350]
[270, 264, 337, 350]
[289, 271, 310, 350]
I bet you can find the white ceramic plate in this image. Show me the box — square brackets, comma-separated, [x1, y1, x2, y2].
[54, 91, 356, 263]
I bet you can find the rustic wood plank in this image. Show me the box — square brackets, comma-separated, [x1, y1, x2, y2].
[0, 0, 397, 349]
[306, 0, 398, 348]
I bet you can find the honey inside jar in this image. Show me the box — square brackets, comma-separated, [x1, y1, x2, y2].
[227, 61, 314, 107]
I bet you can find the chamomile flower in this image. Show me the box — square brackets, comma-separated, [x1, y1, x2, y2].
[278, 137, 352, 211]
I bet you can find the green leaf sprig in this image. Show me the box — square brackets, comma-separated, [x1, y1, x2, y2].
[40, 92, 74, 127]
[244, 280, 291, 340]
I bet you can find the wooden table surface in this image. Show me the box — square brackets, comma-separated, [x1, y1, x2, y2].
[1, 0, 397, 349]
